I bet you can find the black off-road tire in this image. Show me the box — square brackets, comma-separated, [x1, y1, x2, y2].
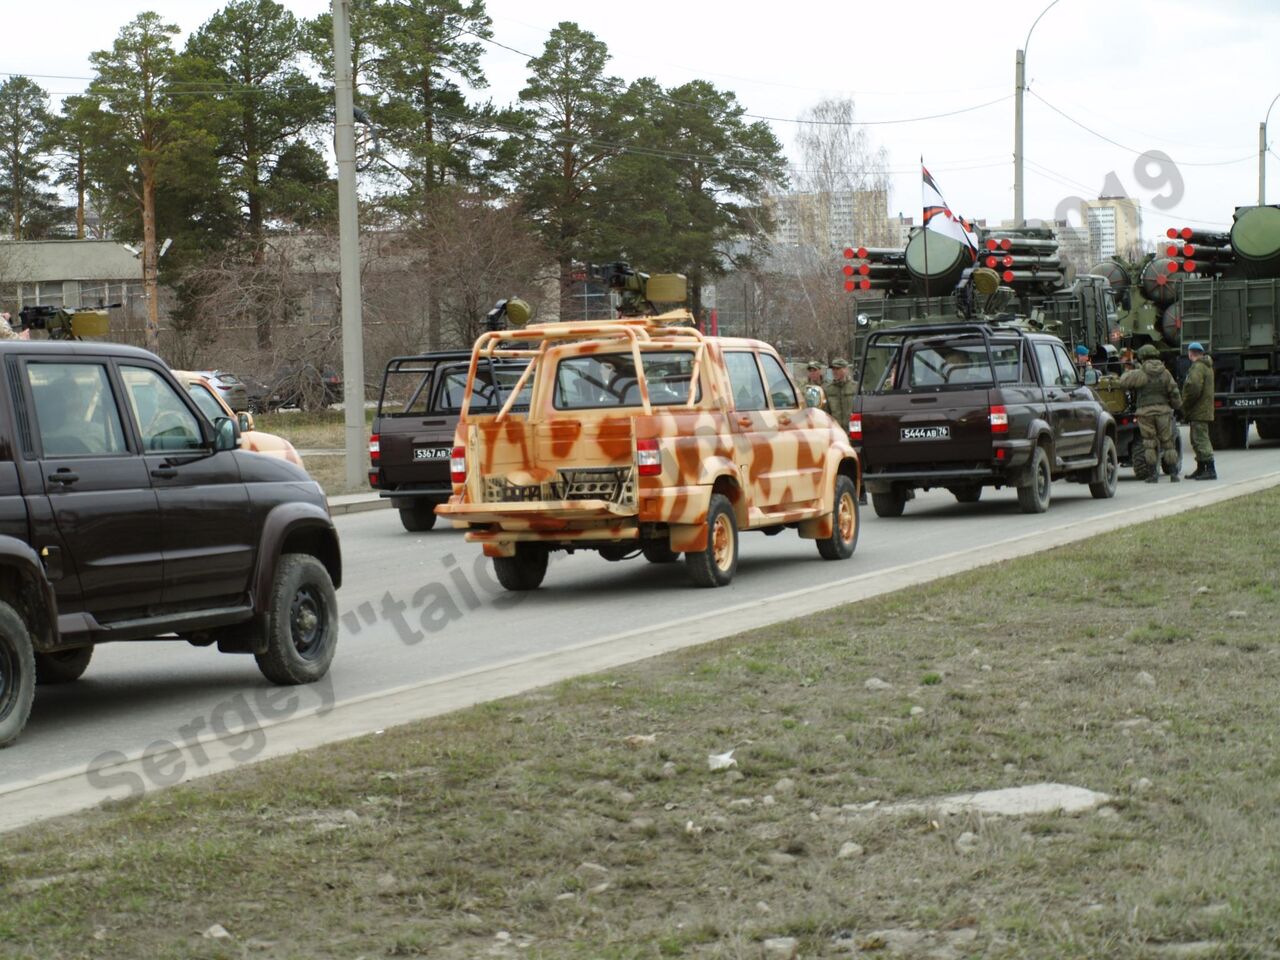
[1090, 435, 1119, 500]
[35, 646, 93, 684]
[871, 489, 906, 518]
[0, 601, 35, 748]
[686, 494, 738, 587]
[1131, 440, 1152, 480]
[398, 504, 438, 532]
[1257, 420, 1280, 442]
[1017, 446, 1052, 514]
[952, 485, 982, 504]
[641, 540, 680, 564]
[493, 544, 549, 591]
[817, 475, 860, 561]
[1164, 431, 1185, 475]
[1210, 416, 1248, 450]
[255, 554, 339, 685]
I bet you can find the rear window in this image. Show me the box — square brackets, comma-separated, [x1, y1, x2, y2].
[378, 360, 529, 416]
[553, 351, 699, 410]
[869, 338, 1023, 393]
[436, 363, 531, 413]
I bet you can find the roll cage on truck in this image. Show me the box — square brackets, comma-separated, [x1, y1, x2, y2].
[435, 309, 862, 590]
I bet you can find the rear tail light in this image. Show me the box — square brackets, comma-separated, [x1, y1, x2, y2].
[990, 405, 1009, 434]
[848, 413, 862, 440]
[636, 438, 662, 477]
[368, 433, 380, 464]
[450, 445, 467, 484]
[368, 470, 380, 489]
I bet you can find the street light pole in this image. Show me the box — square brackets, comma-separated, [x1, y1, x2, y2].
[1014, 48, 1025, 225]
[1013, 0, 1060, 227]
[1259, 92, 1280, 206]
[332, 0, 366, 490]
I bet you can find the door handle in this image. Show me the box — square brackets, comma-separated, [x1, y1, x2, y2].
[150, 465, 178, 479]
[777, 414, 792, 426]
[48, 470, 79, 486]
[737, 416, 754, 427]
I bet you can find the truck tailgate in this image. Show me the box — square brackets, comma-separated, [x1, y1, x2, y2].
[377, 416, 455, 485]
[861, 389, 993, 467]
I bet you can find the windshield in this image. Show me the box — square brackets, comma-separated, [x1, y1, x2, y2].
[378, 359, 530, 417]
[867, 337, 1023, 393]
[186, 383, 225, 421]
[553, 351, 699, 410]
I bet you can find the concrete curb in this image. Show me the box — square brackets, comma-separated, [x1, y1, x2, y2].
[5, 470, 1279, 833]
[326, 493, 391, 516]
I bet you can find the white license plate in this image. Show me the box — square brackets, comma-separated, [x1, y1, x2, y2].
[901, 426, 950, 441]
[413, 447, 451, 460]
[1234, 398, 1265, 407]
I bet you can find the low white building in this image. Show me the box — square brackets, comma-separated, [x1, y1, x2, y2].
[0, 239, 144, 315]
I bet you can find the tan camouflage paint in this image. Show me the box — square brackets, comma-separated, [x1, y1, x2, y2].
[436, 311, 860, 557]
[173, 372, 305, 467]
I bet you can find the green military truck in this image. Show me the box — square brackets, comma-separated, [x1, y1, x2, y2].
[1168, 205, 1280, 449]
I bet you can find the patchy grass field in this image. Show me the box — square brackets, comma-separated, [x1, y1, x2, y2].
[254, 409, 374, 452]
[301, 452, 364, 497]
[4, 491, 1280, 958]
[252, 410, 374, 495]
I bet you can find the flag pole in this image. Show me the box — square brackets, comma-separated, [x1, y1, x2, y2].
[921, 158, 930, 305]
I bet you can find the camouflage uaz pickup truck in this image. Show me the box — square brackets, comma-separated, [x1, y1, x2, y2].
[438, 276, 861, 590]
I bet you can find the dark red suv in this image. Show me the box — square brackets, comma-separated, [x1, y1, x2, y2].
[0, 341, 342, 747]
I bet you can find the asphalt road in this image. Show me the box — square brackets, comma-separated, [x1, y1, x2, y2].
[5, 432, 1280, 795]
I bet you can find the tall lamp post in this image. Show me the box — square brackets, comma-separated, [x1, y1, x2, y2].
[1013, 0, 1061, 226]
[332, 0, 366, 490]
[1259, 92, 1280, 206]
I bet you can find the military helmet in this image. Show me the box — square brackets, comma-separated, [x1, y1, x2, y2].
[1137, 344, 1160, 360]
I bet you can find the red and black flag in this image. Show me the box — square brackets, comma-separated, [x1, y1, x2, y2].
[922, 162, 979, 261]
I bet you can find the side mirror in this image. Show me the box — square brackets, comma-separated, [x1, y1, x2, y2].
[213, 416, 241, 452]
[238, 411, 254, 432]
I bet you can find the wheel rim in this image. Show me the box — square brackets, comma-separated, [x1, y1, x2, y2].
[1106, 447, 1118, 488]
[0, 637, 15, 722]
[712, 514, 734, 572]
[1037, 459, 1050, 501]
[290, 586, 327, 660]
[838, 491, 856, 543]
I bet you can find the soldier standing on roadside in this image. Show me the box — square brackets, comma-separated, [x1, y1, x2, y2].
[827, 359, 856, 434]
[1182, 341, 1216, 480]
[802, 361, 829, 412]
[1119, 343, 1183, 484]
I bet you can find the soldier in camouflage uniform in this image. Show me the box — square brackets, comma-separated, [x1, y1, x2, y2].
[802, 361, 829, 412]
[1119, 343, 1183, 484]
[1181, 341, 1216, 480]
[827, 358, 857, 433]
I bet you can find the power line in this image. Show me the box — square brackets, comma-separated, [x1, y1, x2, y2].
[466, 30, 1013, 127]
[1028, 90, 1257, 167]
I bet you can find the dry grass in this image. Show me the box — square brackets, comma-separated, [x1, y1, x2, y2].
[3, 490, 1280, 958]
[254, 409, 373, 453]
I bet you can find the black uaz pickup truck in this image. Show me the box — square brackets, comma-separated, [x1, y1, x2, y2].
[369, 352, 529, 531]
[853, 323, 1118, 516]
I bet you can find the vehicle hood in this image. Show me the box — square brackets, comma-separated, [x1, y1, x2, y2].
[241, 429, 304, 467]
[234, 448, 312, 485]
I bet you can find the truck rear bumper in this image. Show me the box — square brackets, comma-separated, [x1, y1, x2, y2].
[437, 498, 637, 526]
[1218, 393, 1280, 415]
[862, 439, 1031, 491]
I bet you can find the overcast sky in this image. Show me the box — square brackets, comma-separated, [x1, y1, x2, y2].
[8, 0, 1279, 245]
